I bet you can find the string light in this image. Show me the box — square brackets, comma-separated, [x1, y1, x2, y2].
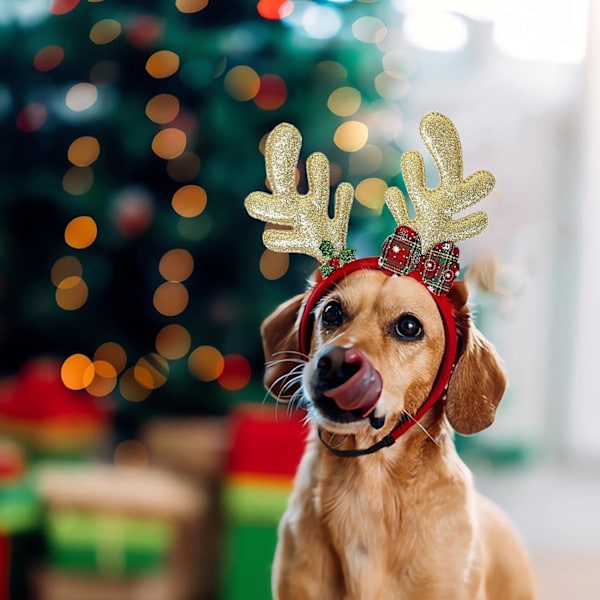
[145, 50, 180, 79]
[89, 19, 122, 44]
[171, 185, 207, 217]
[33, 45, 65, 72]
[188, 346, 224, 381]
[333, 121, 369, 152]
[64, 216, 97, 249]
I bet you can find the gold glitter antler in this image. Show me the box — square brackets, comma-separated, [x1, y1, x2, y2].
[384, 112, 495, 253]
[244, 122, 354, 264]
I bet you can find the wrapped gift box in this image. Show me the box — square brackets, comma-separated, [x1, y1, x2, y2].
[221, 404, 307, 600]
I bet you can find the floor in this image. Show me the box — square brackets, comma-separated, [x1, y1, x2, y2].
[473, 461, 600, 599]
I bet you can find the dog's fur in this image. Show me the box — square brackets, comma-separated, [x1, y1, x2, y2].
[261, 269, 536, 600]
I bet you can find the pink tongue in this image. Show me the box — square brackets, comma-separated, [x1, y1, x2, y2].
[322, 349, 382, 416]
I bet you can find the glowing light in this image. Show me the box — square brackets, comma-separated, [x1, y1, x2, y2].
[317, 61, 348, 79]
[151, 128, 187, 160]
[145, 94, 180, 124]
[301, 4, 342, 39]
[172, 185, 207, 217]
[156, 324, 191, 360]
[374, 72, 410, 101]
[224, 66, 260, 101]
[33, 46, 65, 72]
[90, 18, 122, 44]
[159, 248, 194, 283]
[176, 0, 209, 13]
[145, 50, 180, 79]
[67, 136, 100, 167]
[333, 121, 369, 152]
[327, 87, 361, 117]
[16, 103, 47, 132]
[50, 0, 79, 15]
[259, 250, 289, 280]
[352, 16, 388, 44]
[63, 167, 94, 195]
[61, 354, 93, 390]
[64, 216, 98, 249]
[125, 15, 162, 50]
[113, 440, 149, 469]
[257, 0, 293, 20]
[135, 354, 169, 390]
[119, 367, 151, 402]
[167, 152, 201, 183]
[51, 256, 82, 286]
[84, 360, 117, 397]
[188, 346, 224, 381]
[153, 282, 189, 316]
[111, 187, 154, 239]
[355, 178, 387, 212]
[55, 276, 89, 310]
[403, 10, 468, 52]
[94, 342, 127, 375]
[218, 354, 252, 391]
[65, 82, 98, 112]
[254, 74, 287, 110]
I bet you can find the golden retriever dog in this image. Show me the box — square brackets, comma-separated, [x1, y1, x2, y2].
[260, 269, 537, 600]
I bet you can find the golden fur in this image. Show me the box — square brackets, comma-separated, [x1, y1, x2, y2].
[261, 270, 536, 600]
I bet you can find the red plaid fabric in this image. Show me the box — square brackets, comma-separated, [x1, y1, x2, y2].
[379, 226, 422, 276]
[419, 242, 460, 295]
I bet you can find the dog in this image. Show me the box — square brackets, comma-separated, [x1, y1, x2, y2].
[260, 268, 537, 600]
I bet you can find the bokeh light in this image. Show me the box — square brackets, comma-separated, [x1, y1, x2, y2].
[111, 187, 155, 239]
[188, 346, 224, 382]
[259, 249, 289, 280]
[113, 439, 149, 469]
[145, 50, 180, 79]
[374, 71, 410, 101]
[33, 45, 65, 72]
[254, 74, 287, 110]
[16, 104, 48, 132]
[333, 121, 369, 152]
[349, 144, 383, 175]
[257, 0, 293, 20]
[217, 354, 252, 391]
[135, 354, 169, 390]
[355, 177, 387, 211]
[298, 4, 342, 39]
[84, 360, 118, 397]
[156, 324, 191, 360]
[176, 0, 209, 13]
[61, 353, 93, 390]
[125, 15, 163, 50]
[64, 216, 98, 249]
[327, 87, 361, 117]
[55, 275, 89, 310]
[51, 256, 83, 286]
[153, 282, 189, 316]
[119, 367, 151, 402]
[65, 82, 98, 112]
[94, 342, 127, 375]
[171, 185, 207, 217]
[50, 0, 79, 15]
[89, 19, 122, 45]
[167, 152, 201, 182]
[352, 16, 388, 44]
[145, 94, 180, 124]
[224, 66, 260, 101]
[67, 136, 100, 167]
[62, 166, 94, 195]
[159, 249, 194, 282]
[151, 128, 187, 159]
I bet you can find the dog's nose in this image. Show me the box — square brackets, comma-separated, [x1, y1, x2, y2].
[315, 346, 360, 389]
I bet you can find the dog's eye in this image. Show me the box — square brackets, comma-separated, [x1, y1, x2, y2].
[321, 300, 344, 328]
[393, 314, 423, 340]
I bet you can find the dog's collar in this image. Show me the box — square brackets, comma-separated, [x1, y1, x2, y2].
[300, 257, 459, 458]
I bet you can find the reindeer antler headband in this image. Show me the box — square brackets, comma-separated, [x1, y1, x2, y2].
[245, 112, 495, 353]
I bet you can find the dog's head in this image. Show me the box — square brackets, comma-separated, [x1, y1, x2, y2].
[261, 269, 506, 438]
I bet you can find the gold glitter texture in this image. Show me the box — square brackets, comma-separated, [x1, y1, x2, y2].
[384, 112, 494, 254]
[244, 122, 353, 264]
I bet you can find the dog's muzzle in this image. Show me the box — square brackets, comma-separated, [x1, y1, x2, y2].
[307, 346, 382, 423]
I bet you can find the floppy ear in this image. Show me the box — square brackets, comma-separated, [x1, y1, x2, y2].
[444, 282, 507, 435]
[260, 292, 306, 401]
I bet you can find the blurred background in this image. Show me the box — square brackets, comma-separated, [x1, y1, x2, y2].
[0, 0, 599, 598]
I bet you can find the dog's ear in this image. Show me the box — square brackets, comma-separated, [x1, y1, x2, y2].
[444, 282, 507, 435]
[260, 292, 305, 401]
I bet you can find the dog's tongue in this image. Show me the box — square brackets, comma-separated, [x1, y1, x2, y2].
[323, 349, 382, 416]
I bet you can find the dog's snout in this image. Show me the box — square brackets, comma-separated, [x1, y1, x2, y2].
[315, 346, 359, 389]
